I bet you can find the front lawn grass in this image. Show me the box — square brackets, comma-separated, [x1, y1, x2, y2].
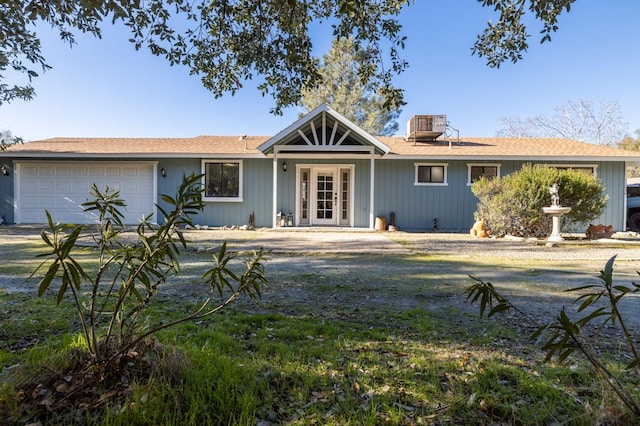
[0, 241, 636, 424]
[0, 297, 610, 424]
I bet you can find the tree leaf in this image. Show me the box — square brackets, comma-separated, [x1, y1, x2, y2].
[38, 263, 60, 296]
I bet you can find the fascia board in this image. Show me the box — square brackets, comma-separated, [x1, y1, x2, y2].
[267, 153, 383, 159]
[0, 153, 266, 159]
[384, 155, 639, 162]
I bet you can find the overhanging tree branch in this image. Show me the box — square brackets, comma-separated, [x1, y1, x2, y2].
[2, 0, 577, 112]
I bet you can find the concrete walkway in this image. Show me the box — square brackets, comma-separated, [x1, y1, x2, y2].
[177, 228, 412, 255]
[248, 231, 412, 254]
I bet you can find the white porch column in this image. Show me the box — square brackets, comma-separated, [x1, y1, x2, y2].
[369, 148, 375, 229]
[272, 149, 278, 228]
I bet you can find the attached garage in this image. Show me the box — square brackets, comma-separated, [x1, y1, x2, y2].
[15, 161, 157, 225]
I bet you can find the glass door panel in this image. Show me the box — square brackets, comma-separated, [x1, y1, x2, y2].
[312, 170, 336, 225]
[299, 168, 310, 225]
[339, 169, 350, 226]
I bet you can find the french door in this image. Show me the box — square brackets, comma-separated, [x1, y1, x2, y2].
[313, 169, 336, 225]
[298, 166, 353, 226]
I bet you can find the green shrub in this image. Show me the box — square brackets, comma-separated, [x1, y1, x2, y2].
[16, 173, 268, 422]
[471, 164, 607, 238]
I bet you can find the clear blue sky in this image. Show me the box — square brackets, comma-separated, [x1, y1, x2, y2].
[2, 1, 639, 141]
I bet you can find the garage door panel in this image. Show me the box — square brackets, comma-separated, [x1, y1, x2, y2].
[119, 181, 137, 192]
[38, 166, 55, 176]
[121, 167, 140, 177]
[72, 181, 90, 193]
[18, 162, 155, 225]
[55, 166, 71, 176]
[56, 195, 79, 207]
[22, 195, 39, 205]
[40, 181, 55, 191]
[88, 166, 105, 176]
[21, 165, 38, 174]
[55, 181, 71, 191]
[21, 210, 43, 223]
[72, 166, 89, 176]
[22, 180, 38, 191]
[106, 166, 122, 176]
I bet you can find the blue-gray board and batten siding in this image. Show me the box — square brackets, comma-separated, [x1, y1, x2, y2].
[158, 158, 373, 228]
[375, 159, 477, 231]
[0, 157, 628, 232]
[0, 161, 13, 224]
[172, 157, 624, 231]
[157, 158, 274, 228]
[375, 160, 626, 232]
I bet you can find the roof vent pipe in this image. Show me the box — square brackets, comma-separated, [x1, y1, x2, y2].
[239, 134, 248, 149]
[446, 124, 460, 150]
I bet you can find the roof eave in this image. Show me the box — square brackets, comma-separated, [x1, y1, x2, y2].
[1, 152, 266, 159]
[384, 154, 640, 162]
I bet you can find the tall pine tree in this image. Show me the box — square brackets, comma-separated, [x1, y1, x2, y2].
[299, 38, 401, 136]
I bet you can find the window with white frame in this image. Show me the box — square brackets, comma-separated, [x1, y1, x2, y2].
[414, 163, 447, 186]
[202, 160, 243, 202]
[546, 164, 597, 176]
[467, 163, 501, 185]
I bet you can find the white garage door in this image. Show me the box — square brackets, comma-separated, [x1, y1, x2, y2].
[17, 162, 156, 225]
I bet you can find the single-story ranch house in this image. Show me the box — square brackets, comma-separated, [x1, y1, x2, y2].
[2, 104, 640, 232]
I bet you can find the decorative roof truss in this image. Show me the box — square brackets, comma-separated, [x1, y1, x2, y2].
[297, 113, 352, 146]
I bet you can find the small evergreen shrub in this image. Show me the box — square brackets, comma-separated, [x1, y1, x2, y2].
[471, 164, 607, 238]
[12, 173, 268, 422]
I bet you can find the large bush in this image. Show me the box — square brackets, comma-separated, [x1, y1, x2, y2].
[472, 165, 607, 238]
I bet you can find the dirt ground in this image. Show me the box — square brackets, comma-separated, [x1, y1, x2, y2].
[2, 226, 640, 348]
[189, 229, 640, 346]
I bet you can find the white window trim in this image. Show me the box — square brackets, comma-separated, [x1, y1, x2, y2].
[414, 163, 448, 186]
[466, 163, 502, 186]
[201, 159, 243, 202]
[544, 163, 598, 177]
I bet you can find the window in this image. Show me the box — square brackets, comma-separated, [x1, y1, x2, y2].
[467, 163, 500, 185]
[628, 184, 640, 199]
[414, 163, 447, 186]
[547, 164, 597, 176]
[202, 160, 243, 202]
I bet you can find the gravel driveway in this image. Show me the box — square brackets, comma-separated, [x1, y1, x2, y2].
[176, 228, 640, 264]
[4, 224, 640, 260]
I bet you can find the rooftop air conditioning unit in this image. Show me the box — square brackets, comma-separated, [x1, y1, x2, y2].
[407, 115, 447, 141]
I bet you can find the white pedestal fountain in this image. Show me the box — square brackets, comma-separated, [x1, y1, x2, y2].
[542, 183, 571, 242]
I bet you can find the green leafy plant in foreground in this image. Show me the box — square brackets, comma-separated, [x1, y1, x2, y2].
[465, 255, 640, 418]
[30, 173, 267, 379]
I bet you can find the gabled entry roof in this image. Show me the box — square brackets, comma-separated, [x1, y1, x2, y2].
[258, 104, 391, 155]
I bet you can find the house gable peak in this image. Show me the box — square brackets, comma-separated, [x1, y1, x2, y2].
[258, 104, 390, 155]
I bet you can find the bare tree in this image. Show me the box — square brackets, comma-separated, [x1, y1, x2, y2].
[496, 99, 628, 146]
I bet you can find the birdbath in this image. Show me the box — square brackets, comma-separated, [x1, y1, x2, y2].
[542, 183, 572, 242]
